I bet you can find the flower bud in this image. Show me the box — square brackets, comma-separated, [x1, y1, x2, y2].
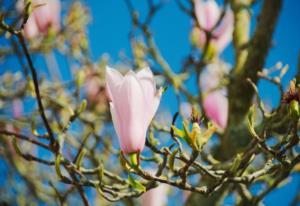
[289, 100, 300, 120]
[17, 0, 61, 39]
[106, 66, 162, 153]
[193, 0, 234, 54]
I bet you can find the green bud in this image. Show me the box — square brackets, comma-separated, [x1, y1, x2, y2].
[119, 152, 130, 171]
[171, 125, 185, 139]
[289, 100, 300, 120]
[57, 134, 65, 153]
[247, 105, 257, 137]
[196, 122, 215, 151]
[190, 122, 201, 150]
[55, 154, 63, 179]
[77, 99, 87, 114]
[182, 120, 191, 141]
[190, 27, 201, 47]
[203, 43, 217, 63]
[27, 79, 35, 97]
[230, 153, 243, 174]
[129, 152, 139, 168]
[31, 116, 38, 136]
[76, 70, 86, 88]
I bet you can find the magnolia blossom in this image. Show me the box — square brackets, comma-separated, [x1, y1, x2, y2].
[141, 184, 168, 206]
[106, 66, 162, 154]
[17, 0, 61, 39]
[200, 61, 229, 129]
[83, 69, 111, 110]
[203, 91, 228, 129]
[193, 0, 234, 53]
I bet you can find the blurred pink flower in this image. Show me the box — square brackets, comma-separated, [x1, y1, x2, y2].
[12, 98, 23, 119]
[106, 66, 162, 154]
[141, 184, 168, 206]
[203, 91, 228, 129]
[200, 61, 229, 129]
[17, 0, 61, 39]
[194, 0, 234, 53]
[83, 70, 110, 112]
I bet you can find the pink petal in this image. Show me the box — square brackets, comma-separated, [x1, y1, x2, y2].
[150, 88, 162, 122]
[204, 0, 220, 30]
[113, 71, 147, 153]
[194, 0, 208, 29]
[213, 8, 234, 52]
[136, 67, 156, 101]
[17, 0, 61, 38]
[12, 99, 23, 119]
[136, 67, 158, 124]
[203, 91, 228, 129]
[109, 102, 122, 139]
[34, 0, 61, 33]
[23, 15, 39, 39]
[195, 0, 220, 30]
[106, 66, 124, 102]
[49, 0, 61, 31]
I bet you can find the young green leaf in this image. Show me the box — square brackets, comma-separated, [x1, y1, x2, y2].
[128, 173, 146, 192]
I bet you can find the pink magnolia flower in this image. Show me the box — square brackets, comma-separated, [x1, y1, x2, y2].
[200, 61, 229, 129]
[17, 0, 61, 39]
[141, 184, 168, 206]
[106, 66, 162, 154]
[83, 69, 111, 109]
[203, 91, 228, 129]
[193, 0, 234, 53]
